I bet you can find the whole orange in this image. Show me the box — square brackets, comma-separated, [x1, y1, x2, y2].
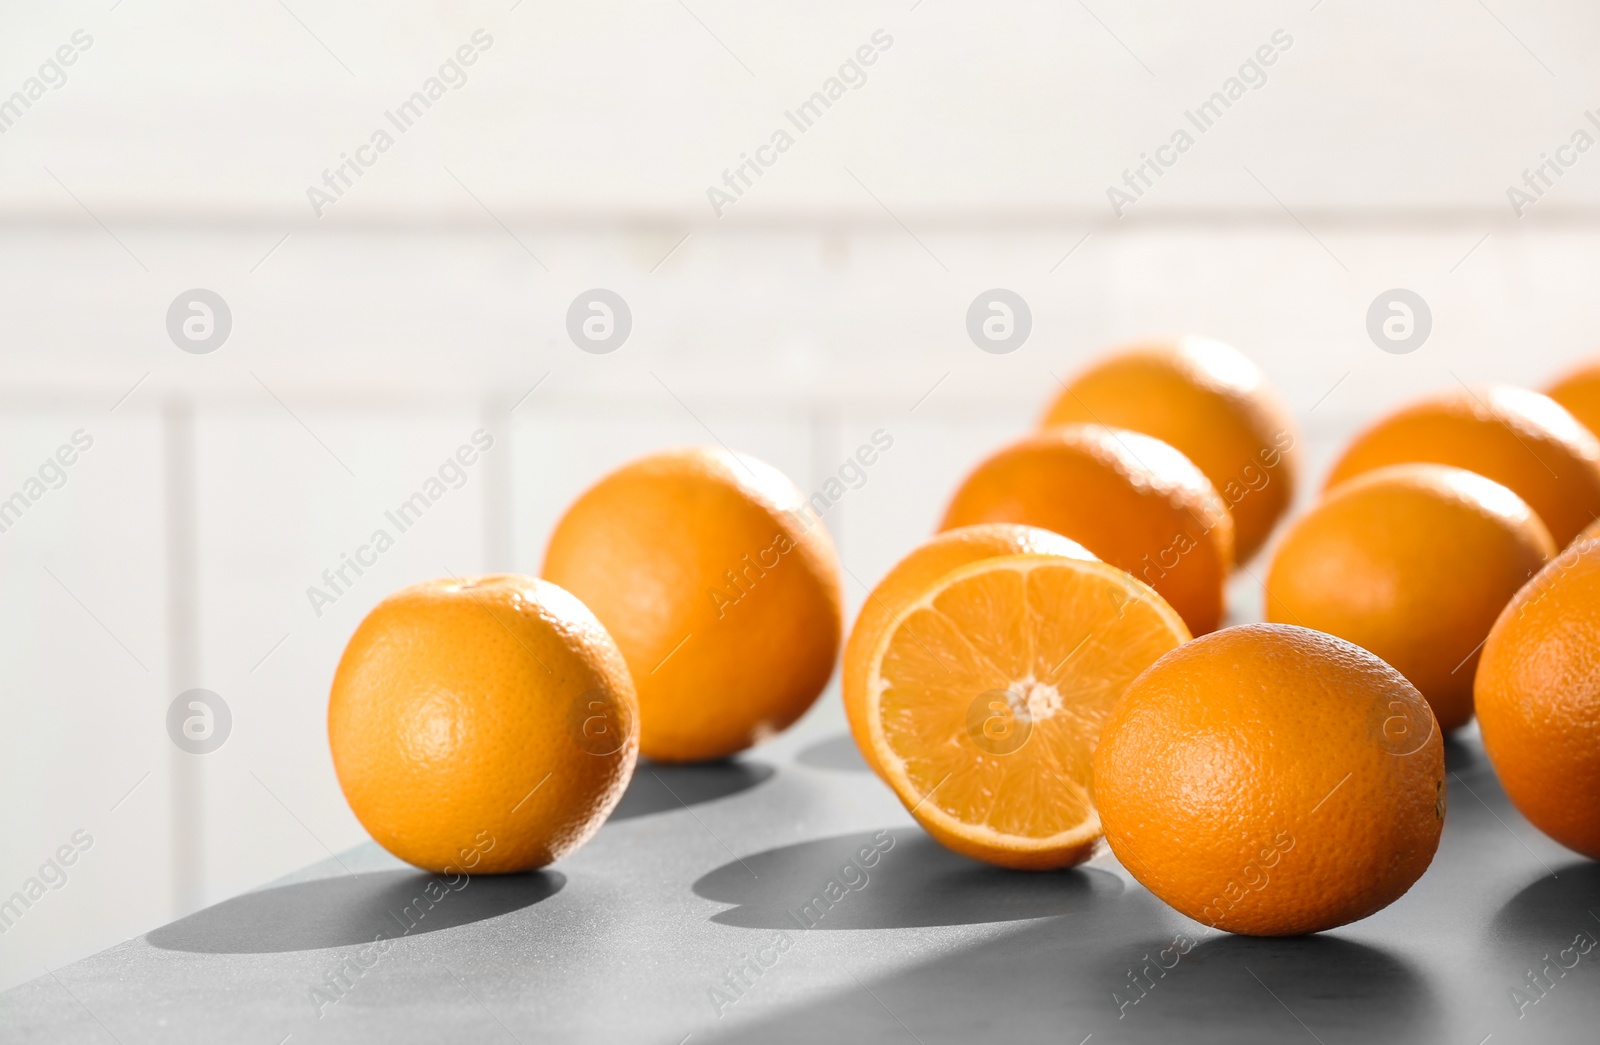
[842, 524, 1096, 777]
[1094, 623, 1445, 936]
[1265, 464, 1554, 731]
[1324, 384, 1600, 546]
[328, 575, 638, 873]
[542, 447, 843, 763]
[1039, 337, 1298, 562]
[939, 424, 1233, 634]
[1546, 360, 1600, 442]
[1475, 540, 1600, 859]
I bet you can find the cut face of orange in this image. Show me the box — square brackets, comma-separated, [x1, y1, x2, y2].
[864, 554, 1191, 870]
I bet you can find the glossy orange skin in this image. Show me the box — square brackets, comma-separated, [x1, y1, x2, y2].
[1266, 464, 1554, 732]
[842, 524, 1096, 778]
[1040, 337, 1299, 562]
[328, 575, 639, 873]
[1094, 624, 1445, 936]
[543, 447, 843, 763]
[1546, 361, 1600, 443]
[1324, 385, 1600, 547]
[1476, 540, 1600, 859]
[939, 425, 1234, 635]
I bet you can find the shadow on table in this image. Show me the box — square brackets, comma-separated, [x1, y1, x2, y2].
[608, 758, 775, 821]
[1489, 860, 1600, 950]
[700, 919, 1437, 1045]
[693, 827, 1121, 929]
[1443, 732, 1486, 775]
[1116, 932, 1438, 1035]
[146, 869, 563, 954]
[794, 733, 870, 773]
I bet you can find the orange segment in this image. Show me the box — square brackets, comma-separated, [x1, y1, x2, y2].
[864, 554, 1191, 870]
[842, 524, 1097, 780]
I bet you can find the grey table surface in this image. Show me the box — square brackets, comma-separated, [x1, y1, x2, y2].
[6, 674, 1599, 1044]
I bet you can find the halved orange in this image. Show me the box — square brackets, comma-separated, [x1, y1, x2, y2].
[863, 553, 1191, 870]
[842, 524, 1097, 780]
